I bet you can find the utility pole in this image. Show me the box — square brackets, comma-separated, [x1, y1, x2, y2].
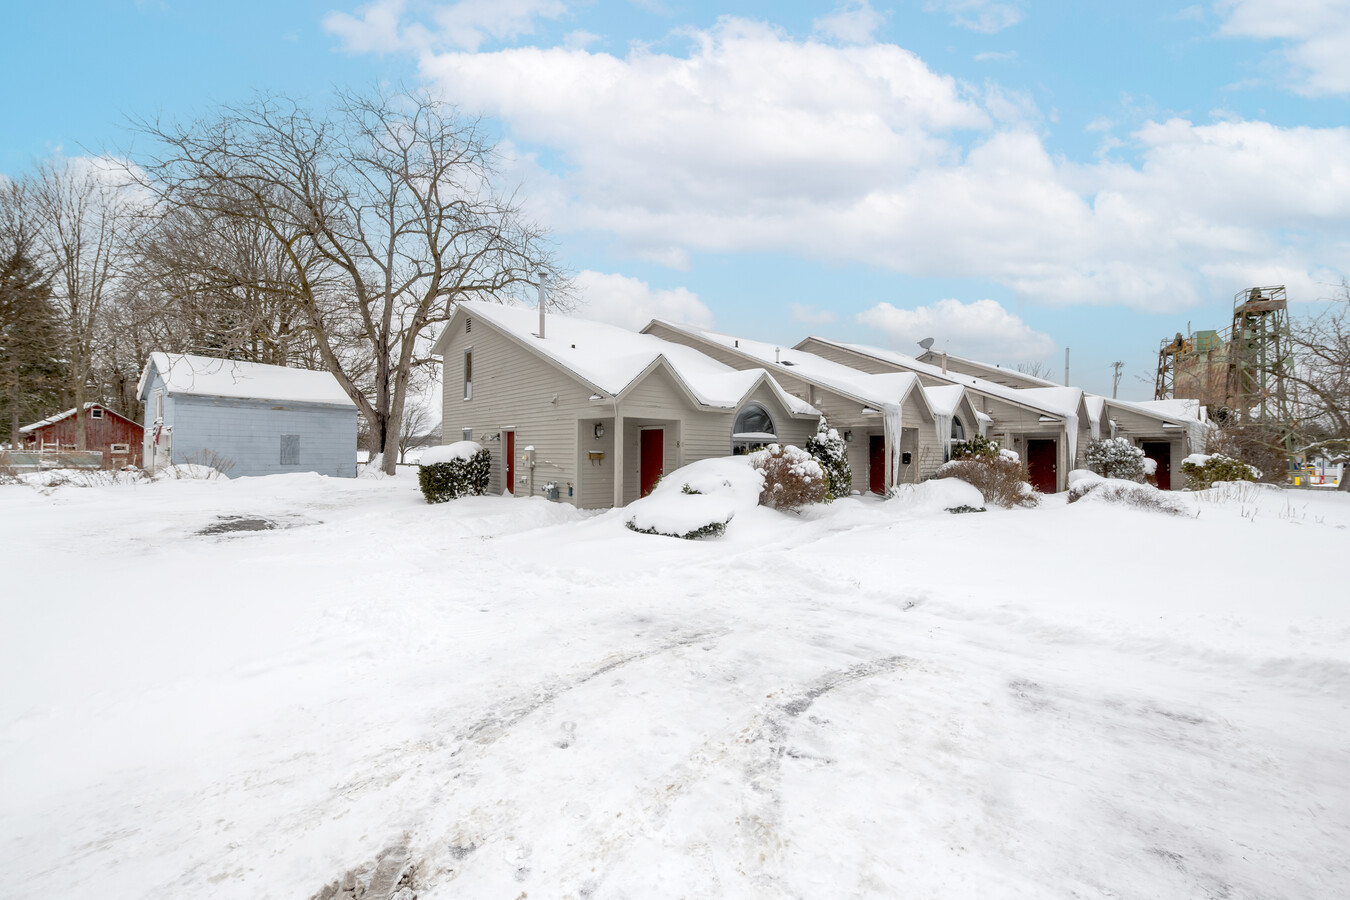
[1111, 361, 1124, 399]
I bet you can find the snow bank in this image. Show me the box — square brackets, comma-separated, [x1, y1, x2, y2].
[888, 477, 986, 513]
[623, 457, 762, 538]
[418, 441, 483, 466]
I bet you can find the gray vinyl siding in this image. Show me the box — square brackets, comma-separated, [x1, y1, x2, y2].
[139, 367, 356, 478]
[165, 396, 355, 478]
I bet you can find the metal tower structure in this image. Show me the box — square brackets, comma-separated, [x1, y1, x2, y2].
[1224, 285, 1297, 437]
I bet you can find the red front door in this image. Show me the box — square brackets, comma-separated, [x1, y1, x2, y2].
[869, 435, 886, 494]
[1026, 439, 1057, 493]
[1142, 441, 1171, 490]
[505, 430, 515, 494]
[640, 429, 663, 497]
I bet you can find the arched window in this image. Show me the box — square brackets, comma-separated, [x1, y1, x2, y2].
[732, 403, 776, 455]
[951, 416, 965, 441]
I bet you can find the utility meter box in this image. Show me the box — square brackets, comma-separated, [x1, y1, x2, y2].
[544, 482, 560, 501]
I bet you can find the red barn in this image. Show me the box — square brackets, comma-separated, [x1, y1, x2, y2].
[19, 403, 144, 468]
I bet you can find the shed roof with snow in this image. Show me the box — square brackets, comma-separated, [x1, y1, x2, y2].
[136, 353, 356, 408]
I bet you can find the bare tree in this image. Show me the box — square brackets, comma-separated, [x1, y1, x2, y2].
[1290, 282, 1350, 491]
[134, 87, 555, 473]
[32, 159, 135, 450]
[1015, 361, 1055, 381]
[397, 401, 437, 464]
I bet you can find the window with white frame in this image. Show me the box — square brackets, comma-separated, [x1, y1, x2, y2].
[153, 390, 164, 422]
[462, 427, 473, 441]
[463, 348, 473, 400]
[91, 407, 103, 419]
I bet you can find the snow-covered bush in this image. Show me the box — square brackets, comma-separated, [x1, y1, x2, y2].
[750, 443, 826, 510]
[951, 434, 1000, 460]
[1068, 478, 1190, 516]
[1206, 423, 1288, 485]
[1084, 438, 1146, 482]
[418, 441, 491, 503]
[1181, 453, 1259, 491]
[888, 477, 986, 514]
[935, 455, 1039, 508]
[623, 457, 760, 539]
[804, 418, 850, 500]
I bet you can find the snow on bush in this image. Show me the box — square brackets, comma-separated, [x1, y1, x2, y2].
[888, 477, 986, 513]
[623, 457, 761, 539]
[1084, 438, 1146, 482]
[750, 443, 826, 510]
[418, 442, 491, 503]
[1068, 477, 1190, 516]
[950, 434, 999, 460]
[1181, 454, 1259, 491]
[936, 455, 1039, 509]
[804, 418, 851, 500]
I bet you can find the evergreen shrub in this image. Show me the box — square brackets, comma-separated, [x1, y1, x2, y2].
[418, 447, 491, 503]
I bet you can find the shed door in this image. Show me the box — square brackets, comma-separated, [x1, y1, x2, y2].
[640, 429, 663, 498]
[1027, 439, 1057, 493]
[869, 435, 886, 494]
[1142, 441, 1171, 490]
[505, 431, 515, 495]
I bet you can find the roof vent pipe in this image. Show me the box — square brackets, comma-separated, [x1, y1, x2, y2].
[536, 271, 549, 339]
[1064, 347, 1070, 387]
[775, 347, 781, 364]
[941, 351, 948, 374]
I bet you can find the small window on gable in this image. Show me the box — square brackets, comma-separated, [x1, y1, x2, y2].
[280, 434, 300, 465]
[91, 407, 104, 419]
[463, 347, 473, 401]
[153, 390, 164, 421]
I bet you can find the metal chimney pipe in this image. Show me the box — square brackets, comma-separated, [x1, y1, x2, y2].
[941, 351, 948, 374]
[1064, 348, 1070, 387]
[536, 271, 548, 339]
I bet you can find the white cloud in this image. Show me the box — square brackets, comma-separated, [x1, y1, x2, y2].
[324, 0, 566, 53]
[334, 10, 1350, 311]
[789, 303, 837, 325]
[813, 1, 886, 44]
[571, 270, 712, 331]
[1217, 0, 1350, 95]
[856, 299, 1054, 362]
[924, 0, 1025, 34]
[974, 50, 1017, 62]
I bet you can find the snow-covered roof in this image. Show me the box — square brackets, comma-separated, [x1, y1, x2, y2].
[918, 350, 1062, 388]
[137, 353, 356, 407]
[646, 321, 931, 418]
[921, 384, 967, 418]
[438, 302, 818, 416]
[800, 337, 1081, 421]
[17, 402, 135, 434]
[1123, 397, 1208, 424]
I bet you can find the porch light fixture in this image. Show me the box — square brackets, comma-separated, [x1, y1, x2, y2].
[594, 423, 605, 438]
[843, 430, 853, 442]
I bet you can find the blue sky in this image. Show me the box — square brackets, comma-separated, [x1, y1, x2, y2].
[5, 0, 1348, 398]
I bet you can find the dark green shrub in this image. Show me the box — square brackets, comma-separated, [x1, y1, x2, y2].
[950, 434, 1000, 460]
[1181, 454, 1258, 490]
[624, 519, 727, 540]
[805, 418, 851, 500]
[418, 448, 491, 503]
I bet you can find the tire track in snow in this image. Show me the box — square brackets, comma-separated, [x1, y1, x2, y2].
[536, 655, 912, 897]
[295, 628, 728, 899]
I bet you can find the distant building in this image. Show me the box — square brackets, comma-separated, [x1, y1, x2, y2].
[136, 353, 358, 478]
[18, 403, 144, 468]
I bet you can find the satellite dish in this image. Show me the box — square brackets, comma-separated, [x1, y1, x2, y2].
[918, 337, 935, 351]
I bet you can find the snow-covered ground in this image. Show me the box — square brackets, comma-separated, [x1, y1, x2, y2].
[1, 471, 1347, 899]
